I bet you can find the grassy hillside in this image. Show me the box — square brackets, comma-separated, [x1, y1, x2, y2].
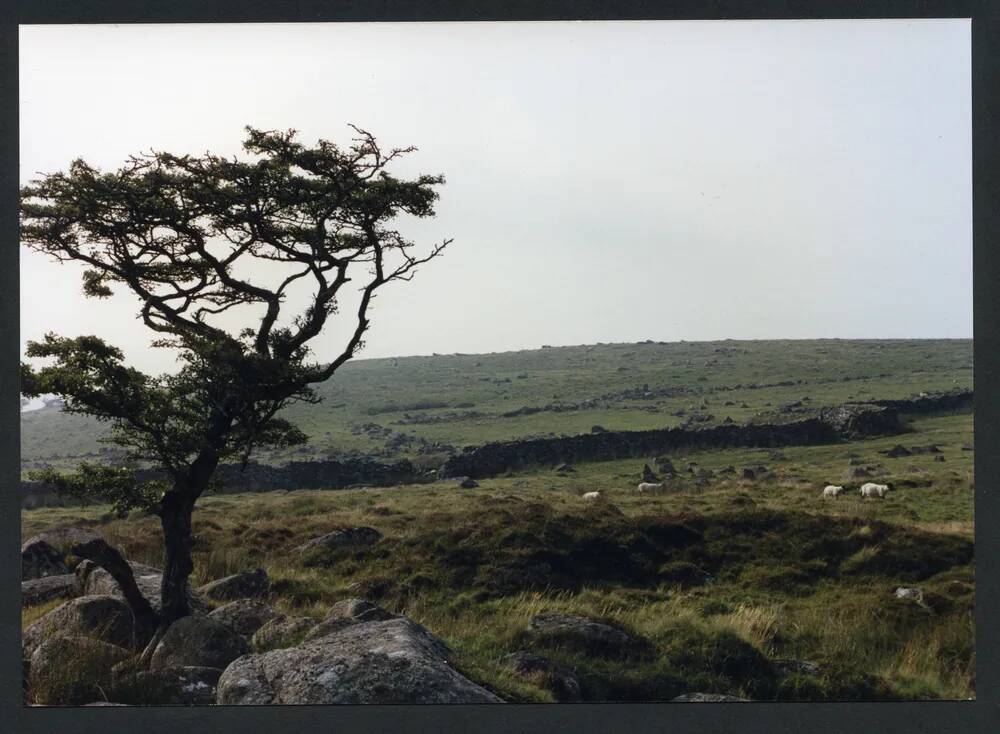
[21, 338, 973, 470]
[20, 338, 975, 702]
[23, 412, 974, 702]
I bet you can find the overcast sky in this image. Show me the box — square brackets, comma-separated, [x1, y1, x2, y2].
[19, 20, 971, 374]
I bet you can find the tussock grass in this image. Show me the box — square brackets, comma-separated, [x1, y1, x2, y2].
[21, 412, 974, 703]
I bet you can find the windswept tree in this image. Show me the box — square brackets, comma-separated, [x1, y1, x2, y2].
[20, 126, 450, 653]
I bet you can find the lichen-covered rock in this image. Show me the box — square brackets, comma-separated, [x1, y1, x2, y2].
[21, 538, 69, 580]
[772, 659, 821, 677]
[302, 598, 397, 643]
[150, 616, 249, 671]
[217, 617, 503, 704]
[75, 559, 209, 616]
[22, 574, 77, 606]
[208, 599, 280, 637]
[197, 568, 269, 602]
[326, 598, 396, 623]
[295, 528, 382, 554]
[671, 692, 751, 702]
[22, 595, 136, 658]
[251, 615, 317, 651]
[113, 666, 223, 705]
[525, 613, 639, 657]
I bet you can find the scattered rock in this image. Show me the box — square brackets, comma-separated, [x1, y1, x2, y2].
[654, 456, 677, 476]
[525, 613, 639, 657]
[21, 538, 69, 580]
[149, 616, 249, 671]
[883, 444, 912, 458]
[772, 658, 821, 677]
[327, 597, 396, 623]
[671, 692, 751, 702]
[501, 651, 582, 702]
[641, 464, 659, 483]
[894, 587, 923, 601]
[303, 598, 397, 642]
[208, 599, 281, 637]
[590, 425, 607, 434]
[554, 464, 575, 473]
[295, 528, 383, 555]
[251, 615, 317, 651]
[217, 617, 503, 704]
[114, 666, 223, 705]
[742, 468, 756, 480]
[197, 568, 269, 601]
[23, 595, 136, 658]
[83, 702, 129, 706]
[460, 478, 479, 489]
[934, 455, 946, 462]
[22, 574, 77, 606]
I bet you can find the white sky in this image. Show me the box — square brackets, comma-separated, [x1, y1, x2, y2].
[19, 20, 971, 374]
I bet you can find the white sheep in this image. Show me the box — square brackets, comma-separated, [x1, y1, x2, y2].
[582, 491, 602, 500]
[860, 482, 891, 498]
[822, 485, 844, 498]
[637, 482, 664, 494]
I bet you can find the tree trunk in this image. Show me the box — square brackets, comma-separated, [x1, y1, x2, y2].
[158, 489, 196, 625]
[138, 489, 197, 666]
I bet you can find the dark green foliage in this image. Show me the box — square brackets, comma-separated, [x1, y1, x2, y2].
[21, 125, 449, 507]
[20, 126, 449, 621]
[26, 463, 163, 515]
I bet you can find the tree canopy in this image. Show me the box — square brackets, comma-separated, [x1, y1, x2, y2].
[21, 125, 450, 513]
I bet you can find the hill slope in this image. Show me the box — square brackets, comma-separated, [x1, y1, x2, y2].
[21, 338, 972, 470]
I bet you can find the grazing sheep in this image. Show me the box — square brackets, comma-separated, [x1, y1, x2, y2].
[860, 482, 891, 498]
[582, 491, 602, 500]
[822, 485, 844, 498]
[637, 482, 664, 494]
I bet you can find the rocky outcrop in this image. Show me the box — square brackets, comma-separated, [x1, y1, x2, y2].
[302, 598, 397, 643]
[149, 616, 249, 671]
[818, 403, 901, 440]
[217, 617, 503, 704]
[772, 659, 821, 677]
[295, 528, 382, 555]
[525, 613, 642, 658]
[208, 599, 281, 637]
[197, 568, 269, 602]
[23, 595, 136, 658]
[671, 692, 751, 702]
[22, 574, 77, 606]
[21, 538, 69, 580]
[251, 615, 317, 651]
[113, 666, 223, 705]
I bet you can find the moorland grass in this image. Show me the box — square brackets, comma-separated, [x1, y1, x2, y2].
[22, 413, 974, 703]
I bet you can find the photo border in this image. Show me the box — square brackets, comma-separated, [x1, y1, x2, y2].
[3, 2, 996, 733]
